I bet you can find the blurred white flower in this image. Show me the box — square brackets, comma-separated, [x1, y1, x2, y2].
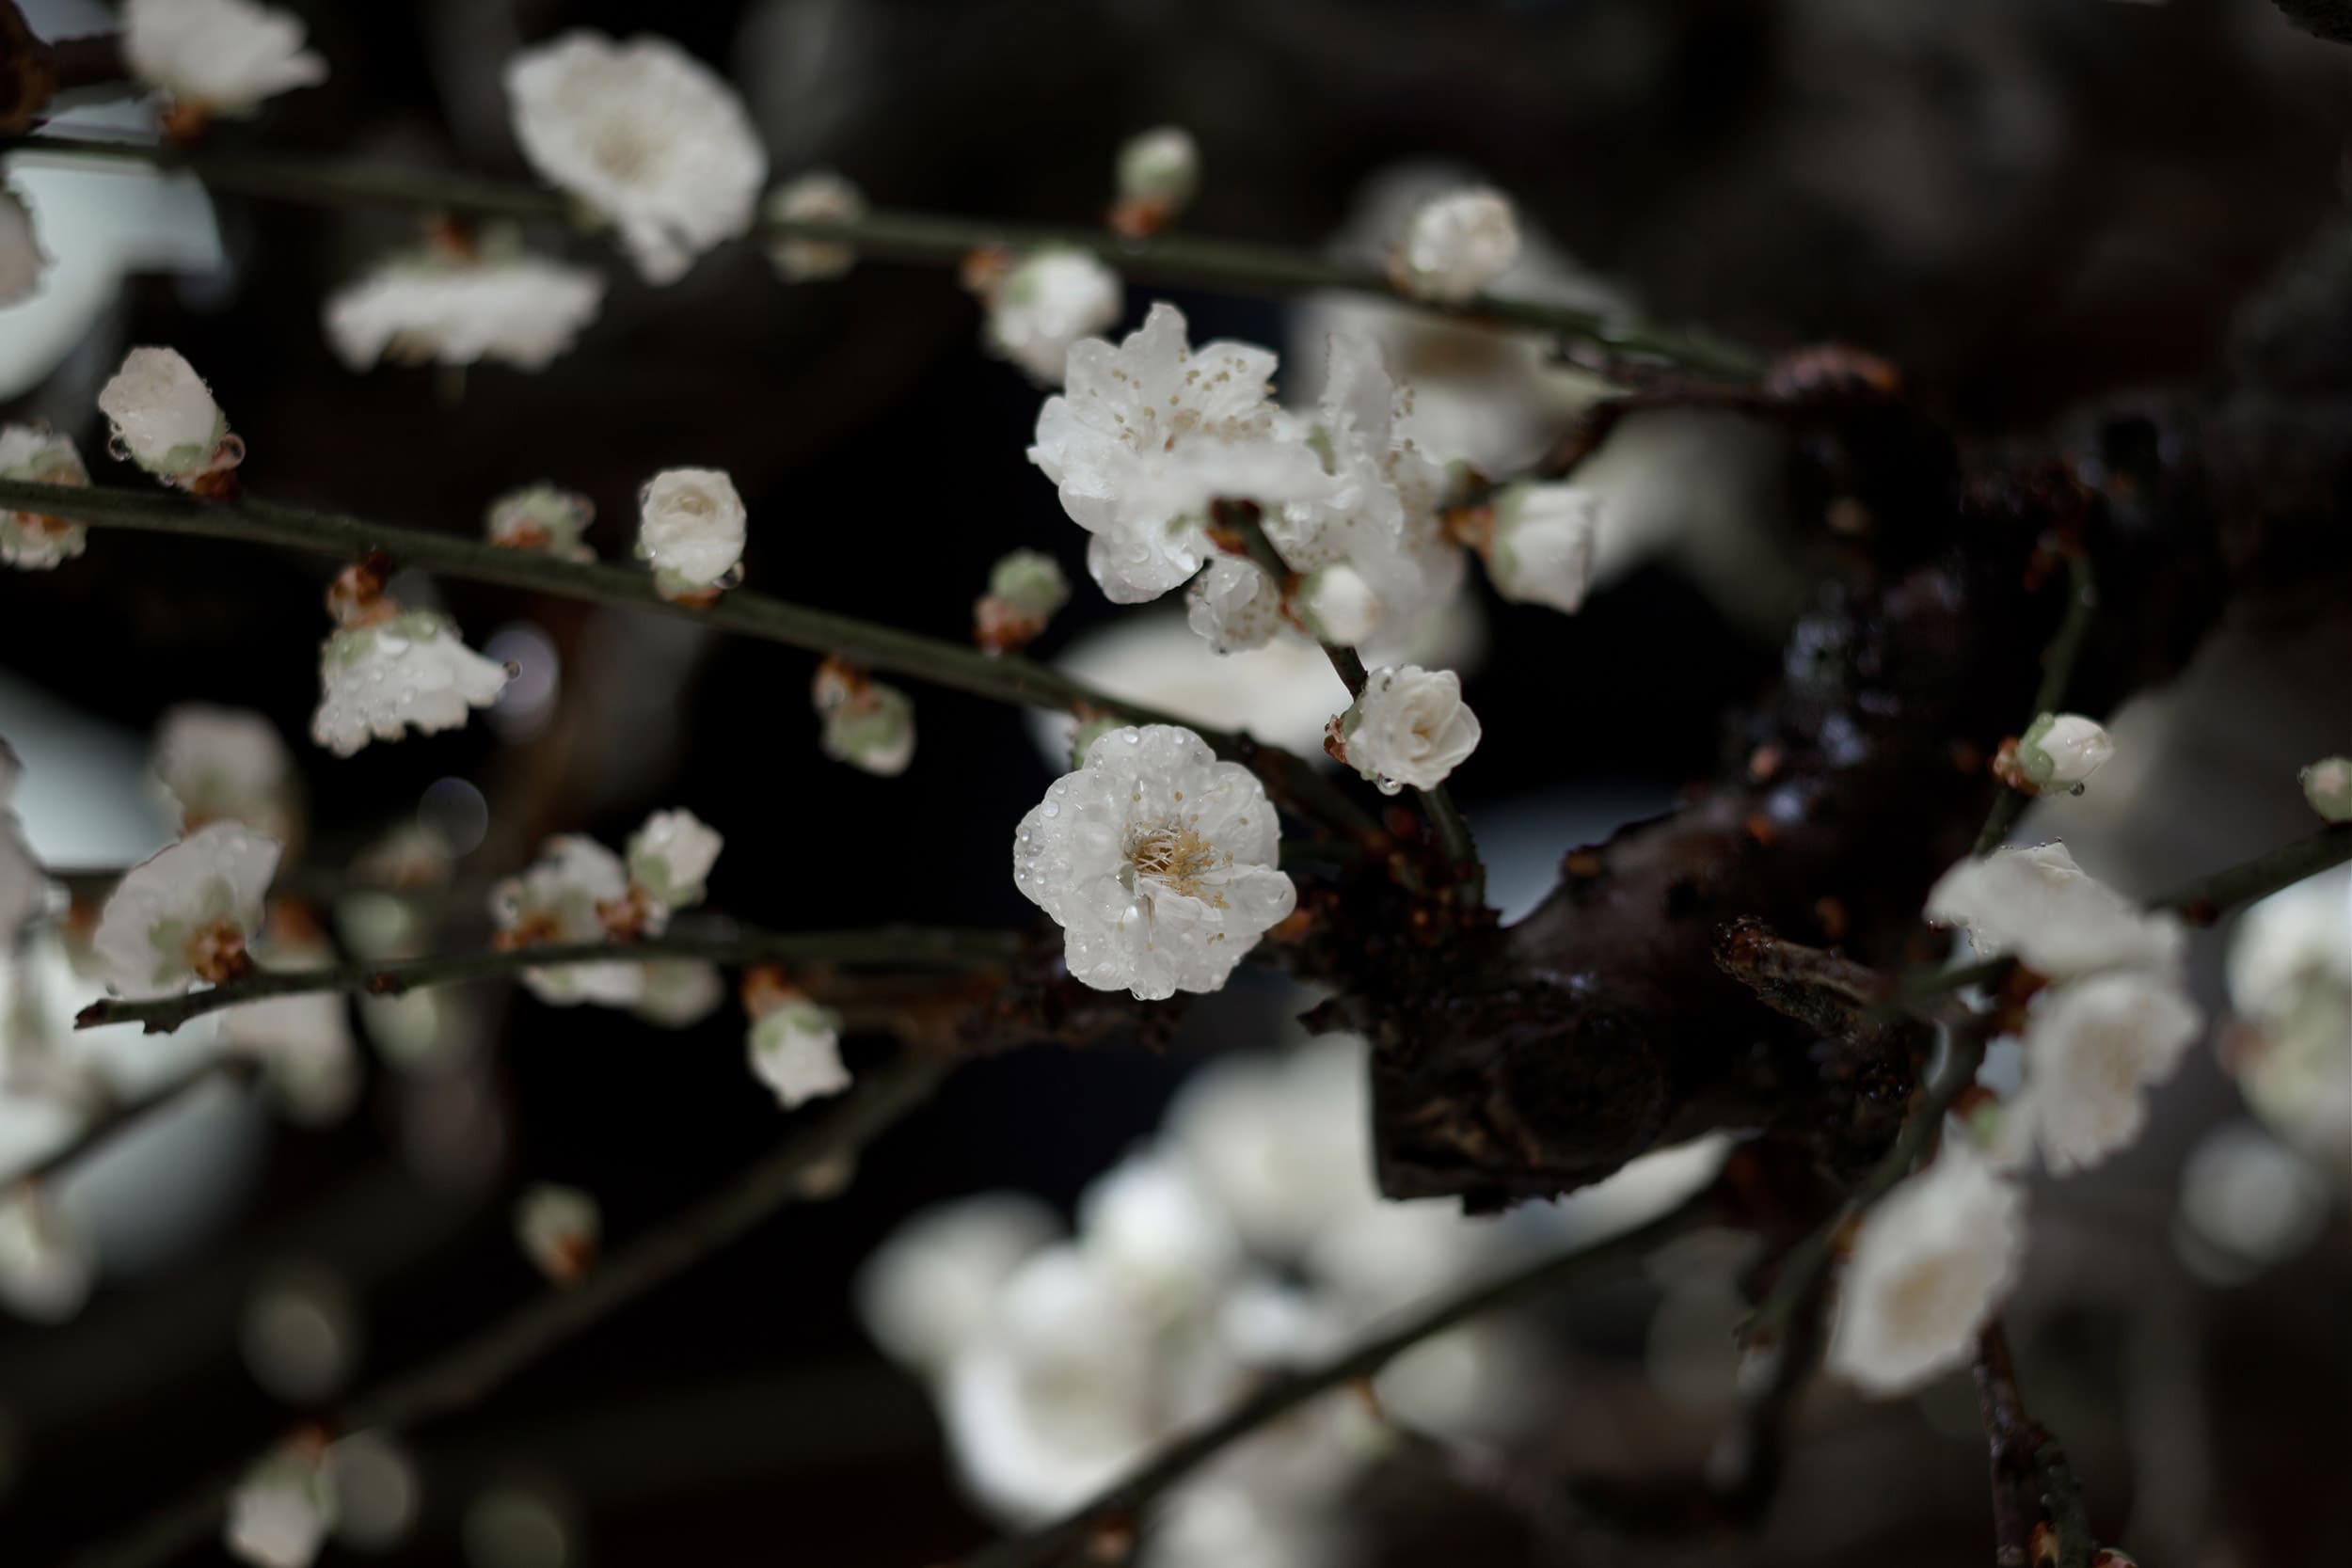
[485, 483, 596, 562]
[504, 31, 767, 285]
[2016, 712, 2114, 790]
[1486, 482, 1598, 614]
[1391, 186, 1518, 303]
[1112, 127, 1200, 235]
[1338, 664, 1480, 793]
[1263, 335, 1461, 649]
[812, 660, 915, 776]
[92, 821, 280, 1000]
[765, 170, 866, 281]
[2013, 971, 2201, 1174]
[635, 467, 746, 598]
[2177, 1121, 2332, 1275]
[324, 247, 603, 372]
[748, 1000, 850, 1108]
[0, 185, 42, 308]
[220, 930, 358, 1127]
[311, 612, 512, 757]
[1295, 564, 1376, 646]
[984, 248, 1123, 384]
[1924, 842, 2184, 980]
[0, 423, 87, 571]
[0, 1187, 93, 1323]
[514, 1182, 600, 1284]
[97, 345, 239, 488]
[1029, 303, 1327, 603]
[1167, 1038, 1374, 1260]
[628, 958, 725, 1029]
[1827, 1149, 2024, 1397]
[152, 704, 297, 842]
[1078, 1148, 1244, 1318]
[1184, 557, 1283, 655]
[626, 808, 722, 910]
[2224, 866, 2352, 1182]
[124, 0, 327, 119]
[0, 811, 39, 951]
[324, 1433, 420, 1553]
[1012, 724, 1294, 1001]
[2302, 755, 2352, 822]
[224, 1443, 336, 1568]
[487, 836, 643, 1006]
[857, 1192, 1062, 1374]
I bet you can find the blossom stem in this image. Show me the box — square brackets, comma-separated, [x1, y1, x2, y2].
[0, 477, 1358, 835]
[956, 1194, 1712, 1568]
[73, 923, 1022, 1036]
[1975, 1319, 2092, 1568]
[1230, 510, 1487, 902]
[4, 132, 1762, 377]
[67, 1057, 946, 1568]
[8, 1058, 258, 1188]
[1974, 551, 2097, 857]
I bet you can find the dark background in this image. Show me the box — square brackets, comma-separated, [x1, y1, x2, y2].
[4, 1, 2351, 1563]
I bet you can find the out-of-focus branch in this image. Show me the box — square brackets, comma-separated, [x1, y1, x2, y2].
[70, 1058, 946, 1568]
[1975, 1322, 2093, 1568]
[2, 132, 1762, 377]
[75, 923, 1021, 1036]
[5, 1057, 257, 1187]
[956, 1194, 1713, 1568]
[0, 479, 1363, 836]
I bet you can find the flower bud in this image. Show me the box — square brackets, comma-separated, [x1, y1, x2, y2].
[2301, 755, 2352, 822]
[2017, 712, 2114, 789]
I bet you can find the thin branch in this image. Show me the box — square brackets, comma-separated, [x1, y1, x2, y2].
[6, 1057, 257, 1187]
[1975, 1320, 2044, 1568]
[76, 923, 1021, 1036]
[0, 478, 1360, 834]
[1975, 551, 2098, 857]
[69, 1057, 946, 1568]
[4, 133, 1762, 378]
[1229, 509, 1486, 903]
[955, 1194, 1712, 1568]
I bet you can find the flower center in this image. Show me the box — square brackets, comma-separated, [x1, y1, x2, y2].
[1124, 823, 1225, 904]
[588, 119, 658, 182]
[184, 918, 251, 985]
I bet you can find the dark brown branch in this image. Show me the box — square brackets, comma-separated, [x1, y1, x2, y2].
[70, 1059, 946, 1568]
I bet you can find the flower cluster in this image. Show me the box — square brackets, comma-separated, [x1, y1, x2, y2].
[0, 423, 89, 571]
[310, 562, 513, 757]
[489, 808, 723, 1007]
[1012, 724, 1295, 1000]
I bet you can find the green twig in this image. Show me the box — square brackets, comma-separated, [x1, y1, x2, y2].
[956, 1194, 1712, 1568]
[5, 133, 1762, 378]
[75, 923, 1020, 1036]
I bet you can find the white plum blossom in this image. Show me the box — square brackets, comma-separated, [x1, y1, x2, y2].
[225, 1444, 336, 1568]
[324, 246, 604, 372]
[1486, 482, 1599, 614]
[748, 1000, 850, 1108]
[1925, 842, 2185, 980]
[1827, 1149, 2024, 1397]
[1295, 563, 1378, 646]
[0, 423, 89, 571]
[1337, 664, 1480, 793]
[153, 704, 298, 842]
[1262, 334, 1463, 647]
[1029, 303, 1327, 603]
[1, 184, 42, 307]
[2013, 971, 2201, 1175]
[485, 483, 596, 561]
[97, 346, 240, 488]
[1012, 724, 1295, 1001]
[2016, 712, 2115, 790]
[1113, 126, 1200, 231]
[488, 836, 644, 1006]
[1166, 1039, 1375, 1260]
[766, 171, 866, 281]
[635, 467, 746, 598]
[92, 822, 280, 1001]
[626, 808, 723, 910]
[514, 1183, 600, 1284]
[1391, 186, 1519, 303]
[2302, 755, 2352, 822]
[813, 661, 916, 776]
[1184, 557, 1284, 655]
[629, 958, 726, 1028]
[857, 1194, 1062, 1375]
[311, 610, 513, 757]
[505, 32, 767, 285]
[2224, 868, 2352, 1181]
[984, 248, 1124, 383]
[0, 1188, 94, 1323]
[1077, 1149, 1245, 1319]
[124, 0, 327, 119]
